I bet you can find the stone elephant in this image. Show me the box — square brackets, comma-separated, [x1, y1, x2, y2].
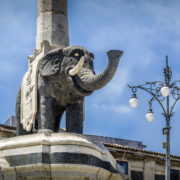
[16, 46, 123, 135]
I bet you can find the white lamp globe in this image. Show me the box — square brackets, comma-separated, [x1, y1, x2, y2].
[129, 94, 138, 108]
[146, 109, 154, 122]
[161, 86, 170, 97]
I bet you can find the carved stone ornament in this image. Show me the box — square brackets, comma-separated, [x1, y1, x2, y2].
[21, 41, 51, 131]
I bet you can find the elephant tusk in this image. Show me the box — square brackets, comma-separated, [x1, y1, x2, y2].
[69, 56, 85, 76]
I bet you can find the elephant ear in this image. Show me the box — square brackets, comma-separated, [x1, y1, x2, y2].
[39, 49, 63, 77]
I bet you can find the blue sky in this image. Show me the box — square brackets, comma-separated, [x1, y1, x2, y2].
[0, 0, 180, 155]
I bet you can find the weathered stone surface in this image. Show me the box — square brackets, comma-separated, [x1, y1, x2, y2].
[36, 0, 69, 49]
[0, 132, 124, 180]
[19, 41, 51, 133]
[38, 0, 67, 15]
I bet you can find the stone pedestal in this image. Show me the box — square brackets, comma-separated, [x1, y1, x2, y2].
[0, 132, 124, 180]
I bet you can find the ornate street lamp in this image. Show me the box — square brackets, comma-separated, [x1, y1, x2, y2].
[128, 56, 180, 180]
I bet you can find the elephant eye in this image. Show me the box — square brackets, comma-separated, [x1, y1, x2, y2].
[71, 50, 84, 59]
[74, 53, 79, 57]
[90, 53, 94, 61]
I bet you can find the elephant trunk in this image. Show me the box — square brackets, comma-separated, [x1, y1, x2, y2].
[74, 50, 123, 91]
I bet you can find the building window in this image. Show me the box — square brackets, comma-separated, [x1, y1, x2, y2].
[155, 170, 179, 180]
[171, 169, 179, 180]
[155, 174, 165, 180]
[117, 161, 128, 174]
[131, 170, 143, 180]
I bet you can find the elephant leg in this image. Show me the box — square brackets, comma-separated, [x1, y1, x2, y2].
[38, 96, 56, 132]
[16, 88, 32, 135]
[54, 109, 65, 132]
[66, 101, 84, 134]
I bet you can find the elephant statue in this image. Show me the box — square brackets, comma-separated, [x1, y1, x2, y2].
[16, 46, 123, 135]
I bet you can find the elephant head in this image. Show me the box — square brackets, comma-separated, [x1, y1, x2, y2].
[39, 46, 123, 96]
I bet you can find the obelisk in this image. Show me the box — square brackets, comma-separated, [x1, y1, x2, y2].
[36, 0, 69, 49]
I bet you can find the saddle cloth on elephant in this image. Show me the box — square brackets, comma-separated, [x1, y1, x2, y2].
[21, 56, 40, 131]
[20, 44, 50, 131]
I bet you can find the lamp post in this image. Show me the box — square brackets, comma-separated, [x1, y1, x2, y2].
[128, 56, 180, 180]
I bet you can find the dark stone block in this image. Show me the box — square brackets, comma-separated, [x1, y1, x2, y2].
[5, 153, 50, 166]
[5, 152, 117, 173]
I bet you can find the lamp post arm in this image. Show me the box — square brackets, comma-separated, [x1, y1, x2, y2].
[170, 80, 180, 88]
[170, 95, 180, 116]
[169, 80, 180, 115]
[138, 86, 167, 114]
[128, 84, 167, 115]
[148, 97, 156, 109]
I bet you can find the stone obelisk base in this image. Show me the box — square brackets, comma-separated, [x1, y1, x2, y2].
[0, 132, 124, 180]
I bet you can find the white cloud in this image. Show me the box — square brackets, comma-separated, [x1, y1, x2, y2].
[93, 67, 130, 103]
[111, 104, 132, 114]
[71, 0, 180, 70]
[89, 67, 131, 115]
[93, 103, 132, 114]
